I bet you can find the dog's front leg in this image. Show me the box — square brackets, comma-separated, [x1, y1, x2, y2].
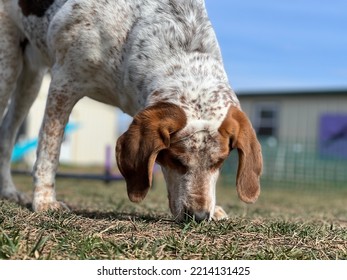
[32, 80, 81, 212]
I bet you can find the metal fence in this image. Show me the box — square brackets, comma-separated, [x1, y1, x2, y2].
[221, 139, 347, 190]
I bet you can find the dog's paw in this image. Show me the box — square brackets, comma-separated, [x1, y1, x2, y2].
[33, 200, 70, 212]
[212, 205, 228, 221]
[0, 189, 31, 206]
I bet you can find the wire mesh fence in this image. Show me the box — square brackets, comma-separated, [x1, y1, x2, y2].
[220, 138, 347, 191]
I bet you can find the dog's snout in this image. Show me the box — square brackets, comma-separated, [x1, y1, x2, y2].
[184, 210, 211, 223]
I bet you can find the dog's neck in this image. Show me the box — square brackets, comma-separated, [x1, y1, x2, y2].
[119, 0, 237, 114]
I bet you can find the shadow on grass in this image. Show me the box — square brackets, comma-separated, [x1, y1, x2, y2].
[73, 208, 173, 224]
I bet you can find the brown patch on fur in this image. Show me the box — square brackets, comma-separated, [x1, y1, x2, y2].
[19, 0, 55, 17]
[219, 106, 263, 203]
[116, 102, 187, 202]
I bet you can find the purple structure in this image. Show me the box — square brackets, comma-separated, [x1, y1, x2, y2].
[319, 114, 347, 159]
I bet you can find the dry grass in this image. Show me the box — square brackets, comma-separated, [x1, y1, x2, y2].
[1, 171, 347, 260]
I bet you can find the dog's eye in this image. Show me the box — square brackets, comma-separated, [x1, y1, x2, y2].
[171, 157, 186, 168]
[170, 157, 188, 173]
[156, 151, 187, 173]
[211, 158, 225, 170]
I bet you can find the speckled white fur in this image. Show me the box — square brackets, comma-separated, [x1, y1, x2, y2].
[0, 0, 254, 221]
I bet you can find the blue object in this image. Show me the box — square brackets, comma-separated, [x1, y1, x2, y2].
[11, 123, 79, 162]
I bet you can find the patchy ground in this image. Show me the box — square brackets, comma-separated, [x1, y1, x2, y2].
[1, 173, 346, 259]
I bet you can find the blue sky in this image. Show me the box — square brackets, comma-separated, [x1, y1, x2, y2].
[205, 0, 347, 91]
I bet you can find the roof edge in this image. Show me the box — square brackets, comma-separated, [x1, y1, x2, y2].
[236, 88, 347, 97]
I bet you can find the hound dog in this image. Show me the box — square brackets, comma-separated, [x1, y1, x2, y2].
[0, 0, 262, 222]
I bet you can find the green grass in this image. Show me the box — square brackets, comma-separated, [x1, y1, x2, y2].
[1, 171, 346, 260]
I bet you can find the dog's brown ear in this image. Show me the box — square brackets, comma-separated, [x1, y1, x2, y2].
[219, 106, 263, 203]
[116, 102, 186, 203]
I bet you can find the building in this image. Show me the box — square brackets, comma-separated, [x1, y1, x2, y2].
[234, 90, 347, 187]
[239, 89, 347, 147]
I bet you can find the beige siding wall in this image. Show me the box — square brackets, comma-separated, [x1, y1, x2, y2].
[239, 94, 347, 144]
[26, 75, 118, 166]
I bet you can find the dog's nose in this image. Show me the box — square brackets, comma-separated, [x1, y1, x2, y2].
[184, 210, 210, 223]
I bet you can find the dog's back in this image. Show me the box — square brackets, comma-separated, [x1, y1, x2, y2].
[4, 0, 222, 113]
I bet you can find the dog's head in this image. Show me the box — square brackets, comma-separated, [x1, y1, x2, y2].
[116, 102, 262, 222]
